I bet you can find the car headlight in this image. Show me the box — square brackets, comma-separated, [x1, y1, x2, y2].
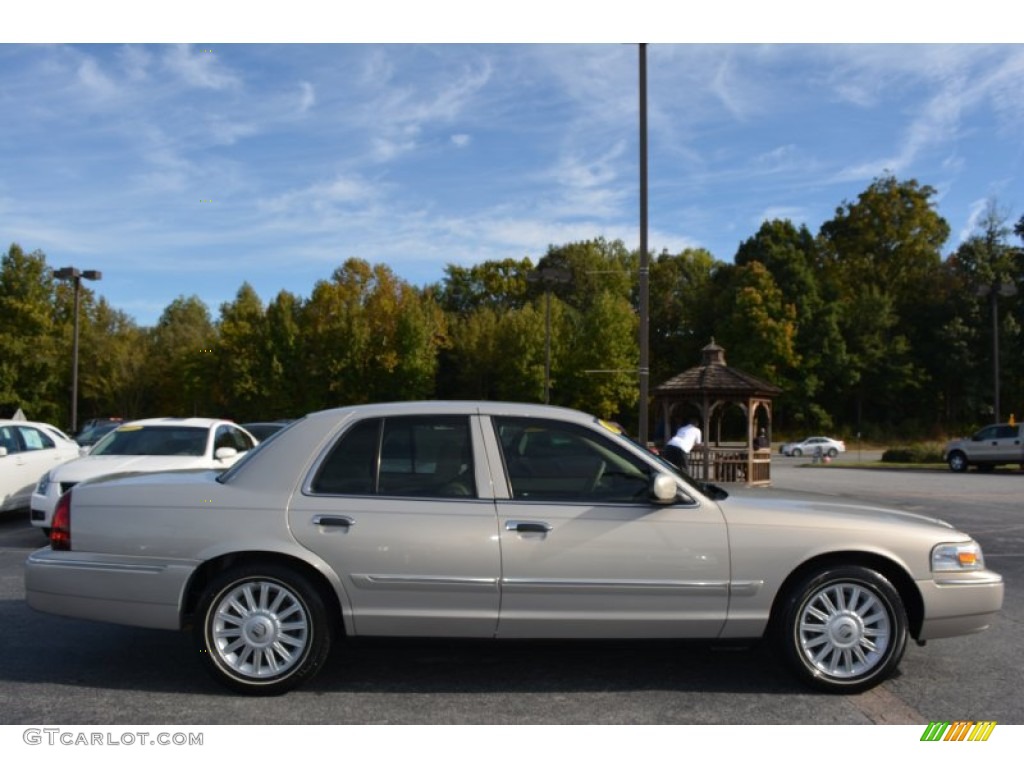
[35, 472, 51, 495]
[932, 541, 985, 572]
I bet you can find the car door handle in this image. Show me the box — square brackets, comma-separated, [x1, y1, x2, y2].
[312, 515, 355, 528]
[505, 520, 552, 533]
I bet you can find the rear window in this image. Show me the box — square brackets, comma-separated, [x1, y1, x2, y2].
[91, 426, 208, 456]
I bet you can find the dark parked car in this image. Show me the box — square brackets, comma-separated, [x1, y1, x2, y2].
[240, 421, 293, 441]
[74, 419, 123, 449]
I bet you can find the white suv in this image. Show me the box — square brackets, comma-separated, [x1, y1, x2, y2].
[30, 417, 257, 532]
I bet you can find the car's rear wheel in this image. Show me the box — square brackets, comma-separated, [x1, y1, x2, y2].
[776, 565, 907, 693]
[947, 451, 968, 472]
[194, 565, 332, 695]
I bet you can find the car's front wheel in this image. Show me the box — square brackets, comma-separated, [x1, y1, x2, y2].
[827, 448, 838, 458]
[194, 565, 333, 695]
[776, 565, 908, 693]
[792, 448, 802, 457]
[947, 451, 968, 472]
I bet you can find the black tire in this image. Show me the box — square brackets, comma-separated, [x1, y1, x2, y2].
[792, 448, 803, 457]
[775, 565, 908, 693]
[947, 451, 968, 473]
[827, 448, 838, 458]
[194, 564, 333, 695]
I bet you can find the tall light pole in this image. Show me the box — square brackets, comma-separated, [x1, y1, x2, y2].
[53, 266, 102, 433]
[527, 266, 572, 404]
[977, 280, 1018, 422]
[638, 43, 650, 446]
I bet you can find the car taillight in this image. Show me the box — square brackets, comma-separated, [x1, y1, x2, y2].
[50, 491, 72, 551]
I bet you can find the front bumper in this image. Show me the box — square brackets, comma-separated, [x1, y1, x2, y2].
[916, 570, 1004, 640]
[24, 548, 196, 630]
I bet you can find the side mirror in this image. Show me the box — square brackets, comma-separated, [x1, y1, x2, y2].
[699, 481, 730, 501]
[650, 473, 679, 504]
[214, 446, 239, 461]
[0, 447, 7, 457]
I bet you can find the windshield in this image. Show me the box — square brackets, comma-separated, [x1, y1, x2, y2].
[591, 418, 731, 500]
[91, 425, 208, 457]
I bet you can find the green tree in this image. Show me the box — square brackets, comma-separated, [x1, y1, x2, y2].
[948, 201, 1022, 423]
[261, 289, 307, 417]
[559, 290, 638, 419]
[78, 298, 148, 421]
[649, 248, 721, 384]
[145, 296, 216, 416]
[214, 283, 271, 421]
[437, 258, 534, 314]
[734, 220, 842, 431]
[0, 244, 64, 423]
[818, 176, 950, 432]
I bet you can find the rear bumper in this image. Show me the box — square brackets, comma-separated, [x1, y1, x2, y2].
[24, 549, 196, 630]
[916, 570, 1004, 640]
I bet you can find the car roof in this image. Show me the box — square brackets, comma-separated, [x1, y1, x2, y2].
[0, 419, 66, 431]
[112, 417, 236, 429]
[306, 400, 598, 424]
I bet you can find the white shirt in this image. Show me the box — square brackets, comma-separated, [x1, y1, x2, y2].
[668, 423, 701, 452]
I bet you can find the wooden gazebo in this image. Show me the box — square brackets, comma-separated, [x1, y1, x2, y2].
[653, 339, 782, 486]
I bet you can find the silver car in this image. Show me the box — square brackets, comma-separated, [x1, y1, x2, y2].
[25, 401, 1003, 696]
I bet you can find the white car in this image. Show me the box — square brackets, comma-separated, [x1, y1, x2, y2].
[0, 420, 80, 513]
[30, 417, 257, 532]
[779, 436, 846, 458]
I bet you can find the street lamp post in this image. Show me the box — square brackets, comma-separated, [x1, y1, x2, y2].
[53, 267, 102, 434]
[638, 42, 650, 446]
[976, 280, 1018, 422]
[527, 266, 572, 404]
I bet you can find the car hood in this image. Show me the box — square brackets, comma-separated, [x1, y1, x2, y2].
[49, 455, 216, 482]
[719, 486, 954, 531]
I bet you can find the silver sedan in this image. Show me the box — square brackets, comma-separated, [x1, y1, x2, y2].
[25, 401, 1003, 695]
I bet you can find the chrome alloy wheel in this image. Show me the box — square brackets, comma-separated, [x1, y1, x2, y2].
[796, 581, 891, 679]
[210, 579, 310, 679]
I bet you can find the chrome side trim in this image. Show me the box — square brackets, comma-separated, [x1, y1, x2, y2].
[933, 574, 1005, 587]
[25, 553, 165, 575]
[728, 580, 765, 597]
[501, 577, 730, 595]
[351, 573, 499, 590]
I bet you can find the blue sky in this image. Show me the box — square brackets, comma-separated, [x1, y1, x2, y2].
[3, 6, 1024, 326]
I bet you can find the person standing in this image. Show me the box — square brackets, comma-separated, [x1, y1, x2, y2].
[663, 417, 702, 472]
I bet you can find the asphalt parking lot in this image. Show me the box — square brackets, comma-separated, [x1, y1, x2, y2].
[0, 459, 1020, 725]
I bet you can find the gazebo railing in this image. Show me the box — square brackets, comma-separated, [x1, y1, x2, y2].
[686, 446, 772, 486]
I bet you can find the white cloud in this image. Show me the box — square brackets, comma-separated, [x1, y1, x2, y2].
[450, 133, 471, 147]
[162, 45, 241, 90]
[298, 81, 315, 113]
[76, 57, 118, 100]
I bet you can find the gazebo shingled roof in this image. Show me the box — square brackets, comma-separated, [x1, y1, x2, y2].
[653, 339, 782, 399]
